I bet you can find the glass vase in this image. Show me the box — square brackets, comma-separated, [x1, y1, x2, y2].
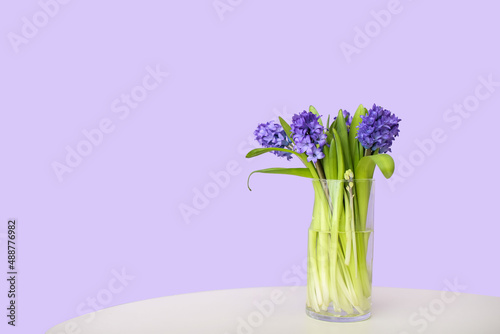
[306, 179, 375, 322]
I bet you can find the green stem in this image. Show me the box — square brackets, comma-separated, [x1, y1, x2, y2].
[307, 180, 373, 316]
[348, 187, 358, 278]
[343, 191, 352, 266]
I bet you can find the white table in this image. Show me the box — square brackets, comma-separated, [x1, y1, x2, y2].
[46, 286, 500, 334]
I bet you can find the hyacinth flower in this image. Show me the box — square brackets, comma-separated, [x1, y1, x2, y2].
[253, 121, 293, 160]
[246, 104, 400, 187]
[246, 104, 401, 319]
[357, 104, 401, 155]
[290, 110, 328, 164]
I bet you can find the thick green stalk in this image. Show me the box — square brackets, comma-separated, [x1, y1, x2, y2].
[348, 188, 358, 278]
[307, 231, 322, 311]
[310, 182, 332, 310]
[309, 180, 373, 316]
[356, 231, 372, 298]
[336, 238, 361, 309]
[344, 191, 352, 266]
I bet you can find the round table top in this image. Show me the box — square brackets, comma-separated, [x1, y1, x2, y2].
[46, 286, 500, 334]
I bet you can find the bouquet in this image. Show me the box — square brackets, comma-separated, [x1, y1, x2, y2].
[246, 104, 401, 321]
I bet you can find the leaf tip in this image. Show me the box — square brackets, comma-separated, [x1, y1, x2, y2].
[247, 172, 255, 191]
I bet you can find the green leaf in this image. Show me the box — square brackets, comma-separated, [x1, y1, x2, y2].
[322, 146, 331, 179]
[331, 128, 344, 179]
[334, 110, 352, 172]
[246, 147, 297, 159]
[246, 147, 320, 179]
[357, 141, 364, 163]
[323, 136, 337, 180]
[309, 105, 323, 126]
[330, 118, 337, 133]
[349, 104, 367, 169]
[355, 154, 395, 179]
[354, 154, 395, 230]
[329, 136, 338, 180]
[279, 117, 294, 144]
[247, 168, 312, 191]
[349, 105, 366, 150]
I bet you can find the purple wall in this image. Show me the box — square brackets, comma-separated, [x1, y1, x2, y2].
[1, 0, 499, 332]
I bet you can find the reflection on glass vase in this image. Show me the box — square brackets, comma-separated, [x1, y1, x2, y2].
[306, 178, 375, 322]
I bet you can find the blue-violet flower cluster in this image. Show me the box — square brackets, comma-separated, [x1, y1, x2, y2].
[356, 104, 401, 153]
[290, 111, 327, 163]
[254, 121, 293, 160]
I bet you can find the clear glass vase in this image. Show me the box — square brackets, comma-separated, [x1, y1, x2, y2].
[306, 179, 375, 322]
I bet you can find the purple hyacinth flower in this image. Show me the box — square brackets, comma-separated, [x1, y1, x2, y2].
[254, 121, 293, 160]
[290, 111, 327, 163]
[306, 146, 325, 163]
[295, 136, 314, 154]
[356, 104, 401, 153]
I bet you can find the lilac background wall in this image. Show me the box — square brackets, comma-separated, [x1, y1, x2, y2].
[1, 0, 500, 332]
